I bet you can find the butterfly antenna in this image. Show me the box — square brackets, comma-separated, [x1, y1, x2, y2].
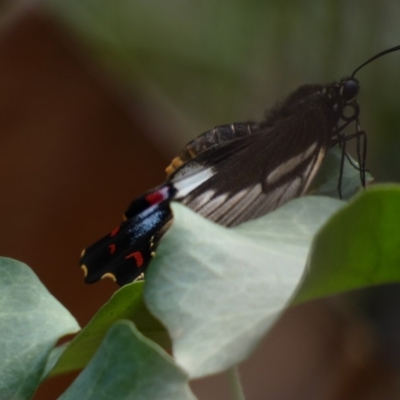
[351, 45, 400, 78]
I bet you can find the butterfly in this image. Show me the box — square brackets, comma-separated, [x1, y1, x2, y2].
[80, 45, 400, 286]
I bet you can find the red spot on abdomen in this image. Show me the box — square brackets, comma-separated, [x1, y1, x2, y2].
[110, 226, 120, 237]
[125, 251, 144, 268]
[109, 244, 116, 254]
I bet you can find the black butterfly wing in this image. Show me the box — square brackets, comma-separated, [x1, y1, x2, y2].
[172, 106, 333, 227]
[81, 187, 174, 285]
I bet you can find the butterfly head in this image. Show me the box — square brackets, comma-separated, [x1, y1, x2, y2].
[322, 77, 360, 124]
[329, 44, 400, 124]
[340, 78, 359, 101]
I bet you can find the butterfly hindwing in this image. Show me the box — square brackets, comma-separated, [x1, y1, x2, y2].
[80, 186, 174, 285]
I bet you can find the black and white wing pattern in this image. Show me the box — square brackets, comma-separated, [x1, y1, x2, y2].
[171, 95, 335, 226]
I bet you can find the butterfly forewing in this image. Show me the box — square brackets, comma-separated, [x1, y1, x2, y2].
[171, 86, 336, 226]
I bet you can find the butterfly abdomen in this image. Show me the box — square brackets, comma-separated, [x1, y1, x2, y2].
[166, 122, 259, 176]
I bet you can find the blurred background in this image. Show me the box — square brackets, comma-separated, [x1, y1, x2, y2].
[1, 0, 400, 398]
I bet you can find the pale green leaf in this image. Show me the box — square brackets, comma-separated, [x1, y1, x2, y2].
[59, 321, 196, 400]
[0, 258, 79, 400]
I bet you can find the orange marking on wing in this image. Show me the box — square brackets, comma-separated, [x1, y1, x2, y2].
[80, 264, 88, 277]
[133, 272, 145, 282]
[109, 244, 116, 254]
[110, 226, 120, 237]
[186, 145, 196, 158]
[125, 251, 144, 268]
[101, 272, 116, 282]
[165, 156, 184, 176]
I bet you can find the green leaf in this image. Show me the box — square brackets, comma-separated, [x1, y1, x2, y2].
[59, 321, 196, 400]
[52, 281, 169, 376]
[0, 258, 79, 400]
[295, 184, 400, 303]
[144, 198, 344, 378]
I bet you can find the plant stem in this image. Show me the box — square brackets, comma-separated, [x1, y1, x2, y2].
[227, 366, 246, 400]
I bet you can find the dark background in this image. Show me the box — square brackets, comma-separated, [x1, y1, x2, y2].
[1, 2, 400, 399]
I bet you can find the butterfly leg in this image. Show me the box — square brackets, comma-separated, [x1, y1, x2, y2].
[341, 129, 368, 187]
[338, 137, 347, 199]
[356, 130, 367, 186]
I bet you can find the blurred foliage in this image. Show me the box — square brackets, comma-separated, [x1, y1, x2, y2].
[45, 0, 400, 181]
